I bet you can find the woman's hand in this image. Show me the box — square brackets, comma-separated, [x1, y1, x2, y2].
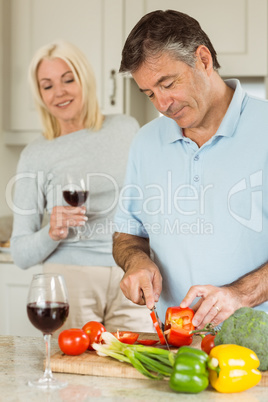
[49, 205, 87, 241]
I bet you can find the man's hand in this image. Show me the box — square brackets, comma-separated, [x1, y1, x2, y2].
[49, 205, 87, 241]
[120, 261, 162, 310]
[113, 232, 162, 309]
[181, 263, 268, 328]
[180, 284, 242, 329]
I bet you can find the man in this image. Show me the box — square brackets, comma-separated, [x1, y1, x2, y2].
[112, 10, 268, 329]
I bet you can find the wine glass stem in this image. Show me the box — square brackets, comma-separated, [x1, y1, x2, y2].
[43, 334, 53, 379]
[77, 226, 83, 237]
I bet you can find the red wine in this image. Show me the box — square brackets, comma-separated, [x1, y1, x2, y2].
[27, 302, 69, 334]
[63, 190, 89, 207]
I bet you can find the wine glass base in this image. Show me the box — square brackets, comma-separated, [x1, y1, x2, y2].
[28, 376, 68, 389]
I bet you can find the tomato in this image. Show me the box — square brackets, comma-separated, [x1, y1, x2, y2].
[111, 330, 139, 344]
[201, 334, 216, 355]
[137, 339, 159, 346]
[82, 321, 106, 350]
[58, 328, 90, 355]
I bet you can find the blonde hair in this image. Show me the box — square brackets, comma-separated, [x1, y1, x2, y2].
[28, 40, 104, 140]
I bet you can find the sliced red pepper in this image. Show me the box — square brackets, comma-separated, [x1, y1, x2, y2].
[164, 306, 195, 347]
[150, 310, 166, 345]
[111, 330, 139, 344]
[137, 339, 159, 346]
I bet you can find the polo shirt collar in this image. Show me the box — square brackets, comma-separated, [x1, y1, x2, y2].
[166, 79, 246, 144]
[215, 79, 246, 138]
[166, 119, 184, 143]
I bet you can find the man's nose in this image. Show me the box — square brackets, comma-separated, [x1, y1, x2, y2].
[154, 92, 173, 114]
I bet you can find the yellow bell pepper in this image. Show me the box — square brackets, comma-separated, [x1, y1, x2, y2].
[208, 344, 262, 393]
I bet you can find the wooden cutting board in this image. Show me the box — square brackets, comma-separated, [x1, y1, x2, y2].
[50, 333, 268, 386]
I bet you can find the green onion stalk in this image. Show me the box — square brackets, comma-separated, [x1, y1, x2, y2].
[92, 332, 175, 380]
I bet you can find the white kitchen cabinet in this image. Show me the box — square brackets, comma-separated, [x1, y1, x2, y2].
[3, 0, 124, 144]
[124, 0, 267, 77]
[0, 262, 43, 336]
[3, 0, 268, 144]
[123, 0, 268, 126]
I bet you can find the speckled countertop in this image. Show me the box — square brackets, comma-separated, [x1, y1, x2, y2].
[0, 336, 267, 402]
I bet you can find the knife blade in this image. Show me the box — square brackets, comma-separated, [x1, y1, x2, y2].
[140, 289, 170, 350]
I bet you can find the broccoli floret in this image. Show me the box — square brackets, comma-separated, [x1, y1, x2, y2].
[214, 307, 268, 371]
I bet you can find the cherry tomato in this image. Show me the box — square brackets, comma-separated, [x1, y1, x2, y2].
[137, 339, 159, 346]
[82, 321, 106, 350]
[111, 330, 139, 344]
[58, 328, 90, 355]
[201, 334, 216, 355]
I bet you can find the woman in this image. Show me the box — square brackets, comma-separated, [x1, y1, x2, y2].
[10, 40, 153, 333]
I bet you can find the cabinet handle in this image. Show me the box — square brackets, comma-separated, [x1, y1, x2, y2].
[110, 69, 116, 106]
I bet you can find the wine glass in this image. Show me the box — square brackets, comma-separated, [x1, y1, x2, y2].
[26, 273, 69, 389]
[62, 171, 89, 241]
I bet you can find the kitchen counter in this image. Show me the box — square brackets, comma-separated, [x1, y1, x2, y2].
[0, 336, 267, 402]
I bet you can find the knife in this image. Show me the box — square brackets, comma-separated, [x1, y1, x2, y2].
[141, 289, 170, 350]
[150, 305, 170, 350]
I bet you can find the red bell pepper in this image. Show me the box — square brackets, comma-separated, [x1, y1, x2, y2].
[137, 339, 159, 346]
[164, 306, 195, 347]
[111, 330, 139, 344]
[150, 310, 166, 345]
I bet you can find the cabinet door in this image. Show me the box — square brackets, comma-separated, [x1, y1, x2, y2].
[124, 0, 267, 77]
[3, 0, 123, 136]
[0, 263, 43, 336]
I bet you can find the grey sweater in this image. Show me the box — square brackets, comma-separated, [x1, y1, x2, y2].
[11, 114, 139, 269]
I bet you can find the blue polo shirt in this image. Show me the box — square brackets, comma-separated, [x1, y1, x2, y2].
[114, 79, 268, 321]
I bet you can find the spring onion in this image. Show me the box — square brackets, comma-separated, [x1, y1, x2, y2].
[92, 332, 175, 379]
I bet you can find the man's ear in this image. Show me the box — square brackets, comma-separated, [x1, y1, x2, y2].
[195, 45, 213, 75]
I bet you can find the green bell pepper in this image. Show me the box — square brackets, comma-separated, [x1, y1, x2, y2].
[169, 347, 209, 394]
[176, 346, 209, 362]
